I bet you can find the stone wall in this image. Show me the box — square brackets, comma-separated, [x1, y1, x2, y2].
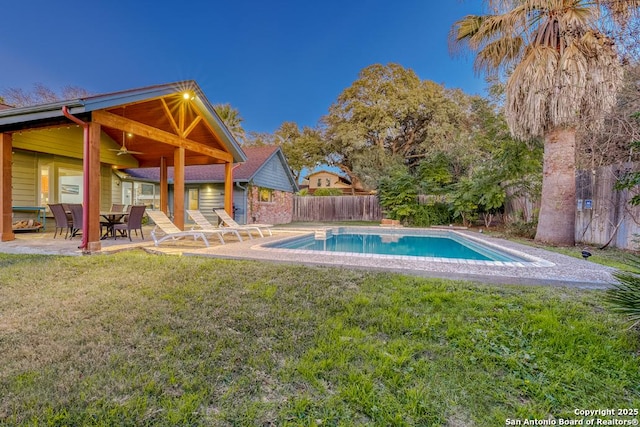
[247, 187, 293, 224]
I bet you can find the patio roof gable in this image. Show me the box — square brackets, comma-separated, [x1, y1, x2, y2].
[0, 81, 246, 167]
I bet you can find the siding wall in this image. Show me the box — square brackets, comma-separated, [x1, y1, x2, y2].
[251, 153, 296, 192]
[194, 184, 225, 224]
[11, 149, 115, 217]
[12, 150, 38, 206]
[112, 176, 122, 206]
[13, 127, 138, 167]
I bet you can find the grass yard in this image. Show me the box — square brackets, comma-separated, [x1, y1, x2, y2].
[0, 251, 638, 426]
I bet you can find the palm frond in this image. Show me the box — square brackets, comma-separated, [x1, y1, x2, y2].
[607, 258, 640, 326]
[505, 46, 559, 138]
[475, 36, 524, 73]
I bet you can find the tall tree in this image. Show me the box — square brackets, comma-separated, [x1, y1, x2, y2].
[213, 103, 246, 144]
[1, 83, 91, 107]
[244, 124, 325, 182]
[451, 0, 639, 245]
[322, 63, 465, 191]
[273, 122, 325, 183]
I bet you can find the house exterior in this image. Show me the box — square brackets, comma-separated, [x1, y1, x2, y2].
[302, 170, 370, 194]
[0, 81, 246, 252]
[123, 145, 297, 225]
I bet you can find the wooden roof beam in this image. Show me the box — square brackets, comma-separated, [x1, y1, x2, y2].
[92, 110, 233, 163]
[161, 99, 180, 135]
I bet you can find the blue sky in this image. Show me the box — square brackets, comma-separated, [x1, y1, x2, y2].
[0, 1, 483, 134]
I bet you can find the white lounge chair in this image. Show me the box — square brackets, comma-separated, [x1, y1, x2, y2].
[147, 210, 216, 247]
[213, 209, 273, 238]
[186, 210, 243, 241]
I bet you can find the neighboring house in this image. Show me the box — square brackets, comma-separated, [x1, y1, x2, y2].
[123, 145, 297, 225]
[303, 170, 369, 194]
[0, 81, 245, 251]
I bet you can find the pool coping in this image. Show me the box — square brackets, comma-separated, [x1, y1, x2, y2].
[259, 227, 555, 268]
[181, 226, 617, 290]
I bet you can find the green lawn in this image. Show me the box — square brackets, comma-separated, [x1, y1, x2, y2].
[0, 251, 638, 426]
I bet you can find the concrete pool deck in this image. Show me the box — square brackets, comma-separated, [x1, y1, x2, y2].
[0, 226, 617, 289]
[177, 227, 616, 289]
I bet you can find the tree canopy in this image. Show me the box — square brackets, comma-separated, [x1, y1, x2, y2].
[245, 122, 324, 182]
[322, 63, 468, 190]
[213, 103, 247, 144]
[1, 83, 91, 107]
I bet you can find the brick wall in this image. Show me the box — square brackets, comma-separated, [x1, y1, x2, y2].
[247, 187, 293, 224]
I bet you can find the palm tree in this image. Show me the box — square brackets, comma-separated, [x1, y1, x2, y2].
[214, 103, 247, 144]
[451, 0, 638, 245]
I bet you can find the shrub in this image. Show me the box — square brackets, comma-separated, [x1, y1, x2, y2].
[313, 188, 343, 196]
[606, 257, 640, 329]
[377, 169, 418, 223]
[409, 202, 453, 227]
[504, 218, 537, 239]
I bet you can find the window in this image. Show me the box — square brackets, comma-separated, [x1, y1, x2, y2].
[37, 161, 83, 206]
[39, 164, 50, 206]
[58, 168, 83, 204]
[326, 178, 331, 187]
[258, 187, 273, 202]
[317, 178, 322, 187]
[133, 182, 159, 209]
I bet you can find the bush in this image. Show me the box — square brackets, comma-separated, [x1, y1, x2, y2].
[504, 218, 537, 239]
[377, 169, 418, 223]
[313, 188, 343, 196]
[606, 257, 640, 329]
[409, 202, 453, 227]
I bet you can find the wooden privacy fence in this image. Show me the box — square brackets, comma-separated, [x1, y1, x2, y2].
[293, 195, 382, 222]
[575, 163, 640, 250]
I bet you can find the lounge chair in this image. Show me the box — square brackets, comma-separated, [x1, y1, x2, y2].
[186, 210, 244, 241]
[213, 209, 273, 238]
[146, 210, 213, 247]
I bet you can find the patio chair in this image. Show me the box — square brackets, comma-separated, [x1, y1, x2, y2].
[68, 204, 83, 239]
[113, 205, 146, 241]
[110, 203, 125, 212]
[213, 208, 273, 238]
[146, 210, 214, 247]
[186, 210, 244, 241]
[48, 203, 72, 239]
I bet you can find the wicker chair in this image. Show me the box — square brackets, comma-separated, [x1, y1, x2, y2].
[113, 205, 146, 241]
[48, 203, 72, 239]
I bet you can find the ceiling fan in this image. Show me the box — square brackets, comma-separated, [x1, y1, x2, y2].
[109, 131, 144, 156]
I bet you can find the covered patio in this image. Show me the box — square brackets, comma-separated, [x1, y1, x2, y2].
[0, 81, 246, 253]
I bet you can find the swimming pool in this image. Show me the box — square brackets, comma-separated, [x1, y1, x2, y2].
[263, 227, 551, 267]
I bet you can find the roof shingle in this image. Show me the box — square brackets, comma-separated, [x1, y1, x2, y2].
[125, 145, 280, 183]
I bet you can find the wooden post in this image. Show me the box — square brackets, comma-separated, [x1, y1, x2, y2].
[85, 122, 102, 252]
[173, 147, 185, 229]
[225, 161, 233, 217]
[0, 133, 15, 241]
[159, 156, 168, 214]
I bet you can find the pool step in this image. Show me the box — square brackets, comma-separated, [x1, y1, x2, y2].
[315, 228, 333, 240]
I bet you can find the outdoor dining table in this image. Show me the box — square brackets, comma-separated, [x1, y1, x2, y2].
[100, 211, 128, 240]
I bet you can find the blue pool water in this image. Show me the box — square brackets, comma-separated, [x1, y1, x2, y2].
[266, 229, 527, 263]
